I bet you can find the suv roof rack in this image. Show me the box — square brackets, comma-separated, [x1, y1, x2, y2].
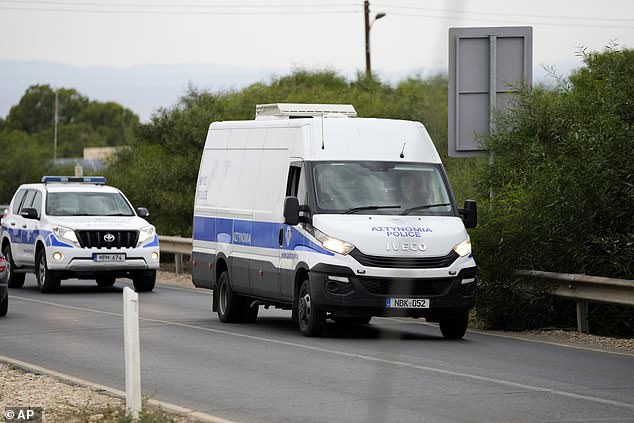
[41, 176, 107, 184]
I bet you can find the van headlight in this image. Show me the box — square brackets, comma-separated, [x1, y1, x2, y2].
[314, 228, 355, 255]
[52, 225, 79, 245]
[137, 226, 156, 246]
[453, 239, 472, 257]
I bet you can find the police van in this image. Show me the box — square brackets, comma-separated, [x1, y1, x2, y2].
[1, 176, 159, 292]
[192, 104, 477, 338]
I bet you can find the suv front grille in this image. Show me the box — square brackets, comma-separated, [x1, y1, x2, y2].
[349, 249, 459, 269]
[76, 230, 139, 249]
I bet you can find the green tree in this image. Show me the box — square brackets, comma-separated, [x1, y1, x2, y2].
[4, 84, 139, 159]
[0, 130, 51, 203]
[473, 47, 634, 332]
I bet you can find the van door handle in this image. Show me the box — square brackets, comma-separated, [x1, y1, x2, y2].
[21, 225, 27, 229]
[278, 228, 284, 246]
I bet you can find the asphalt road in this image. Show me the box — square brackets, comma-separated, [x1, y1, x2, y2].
[1, 276, 633, 423]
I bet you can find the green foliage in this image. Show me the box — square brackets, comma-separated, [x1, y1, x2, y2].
[473, 47, 634, 332]
[0, 130, 52, 203]
[0, 85, 140, 202]
[3, 84, 139, 159]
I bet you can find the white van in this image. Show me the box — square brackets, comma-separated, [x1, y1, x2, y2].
[192, 104, 477, 338]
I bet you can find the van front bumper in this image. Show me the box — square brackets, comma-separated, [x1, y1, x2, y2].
[308, 263, 476, 319]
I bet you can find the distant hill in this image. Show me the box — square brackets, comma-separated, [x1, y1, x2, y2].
[0, 61, 281, 122]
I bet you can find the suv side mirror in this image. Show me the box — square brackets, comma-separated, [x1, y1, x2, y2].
[283, 196, 299, 226]
[20, 207, 39, 220]
[459, 200, 477, 229]
[137, 208, 150, 218]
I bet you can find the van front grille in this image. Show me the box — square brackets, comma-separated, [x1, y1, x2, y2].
[359, 277, 456, 296]
[76, 230, 138, 249]
[349, 249, 459, 269]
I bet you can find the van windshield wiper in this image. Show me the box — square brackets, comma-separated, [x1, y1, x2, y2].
[401, 203, 451, 215]
[344, 205, 401, 214]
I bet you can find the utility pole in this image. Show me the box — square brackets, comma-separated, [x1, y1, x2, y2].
[364, 0, 371, 78]
[53, 89, 58, 162]
[364, 1, 386, 79]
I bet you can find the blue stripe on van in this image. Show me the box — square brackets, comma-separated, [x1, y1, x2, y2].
[193, 216, 333, 256]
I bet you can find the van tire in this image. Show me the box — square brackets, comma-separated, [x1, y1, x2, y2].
[133, 271, 155, 292]
[36, 249, 60, 293]
[217, 271, 243, 323]
[3, 245, 25, 288]
[439, 311, 469, 339]
[297, 279, 325, 337]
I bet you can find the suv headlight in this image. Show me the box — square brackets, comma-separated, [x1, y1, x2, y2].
[137, 226, 156, 246]
[453, 239, 472, 257]
[52, 225, 79, 245]
[314, 228, 355, 255]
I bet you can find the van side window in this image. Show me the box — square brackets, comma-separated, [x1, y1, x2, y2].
[11, 189, 27, 214]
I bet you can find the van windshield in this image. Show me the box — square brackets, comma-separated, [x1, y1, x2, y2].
[46, 192, 135, 216]
[311, 162, 454, 216]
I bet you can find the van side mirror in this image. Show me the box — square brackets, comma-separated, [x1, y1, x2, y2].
[283, 196, 300, 226]
[459, 200, 477, 229]
[20, 207, 39, 220]
[137, 208, 150, 218]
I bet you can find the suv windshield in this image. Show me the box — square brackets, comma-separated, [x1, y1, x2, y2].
[312, 161, 453, 215]
[46, 192, 135, 216]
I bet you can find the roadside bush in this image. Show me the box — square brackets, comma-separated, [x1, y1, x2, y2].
[473, 47, 634, 333]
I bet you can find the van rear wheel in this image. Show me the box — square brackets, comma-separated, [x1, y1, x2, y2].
[439, 311, 469, 339]
[297, 279, 325, 337]
[217, 271, 244, 323]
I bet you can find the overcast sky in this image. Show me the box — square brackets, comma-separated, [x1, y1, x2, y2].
[2, 0, 633, 73]
[1, 0, 633, 120]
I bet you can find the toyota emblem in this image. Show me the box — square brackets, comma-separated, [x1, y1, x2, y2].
[103, 233, 115, 243]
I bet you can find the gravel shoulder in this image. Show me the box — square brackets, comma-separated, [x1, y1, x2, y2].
[1, 271, 631, 422]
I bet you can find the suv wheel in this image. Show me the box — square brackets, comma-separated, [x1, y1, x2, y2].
[133, 270, 155, 292]
[3, 245, 25, 288]
[36, 249, 60, 293]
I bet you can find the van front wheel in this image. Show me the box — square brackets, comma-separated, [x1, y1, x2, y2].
[439, 311, 469, 339]
[217, 271, 243, 323]
[297, 279, 325, 337]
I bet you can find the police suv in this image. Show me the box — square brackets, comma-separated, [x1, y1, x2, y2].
[0, 176, 159, 292]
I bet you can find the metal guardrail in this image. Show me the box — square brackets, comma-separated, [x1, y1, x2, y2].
[517, 270, 634, 333]
[158, 235, 192, 274]
[157, 236, 634, 333]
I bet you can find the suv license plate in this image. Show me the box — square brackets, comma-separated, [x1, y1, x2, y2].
[93, 253, 126, 262]
[386, 298, 429, 309]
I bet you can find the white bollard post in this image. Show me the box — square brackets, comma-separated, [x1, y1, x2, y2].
[123, 287, 142, 418]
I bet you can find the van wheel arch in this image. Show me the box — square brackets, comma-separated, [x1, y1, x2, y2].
[212, 256, 228, 312]
[291, 264, 310, 322]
